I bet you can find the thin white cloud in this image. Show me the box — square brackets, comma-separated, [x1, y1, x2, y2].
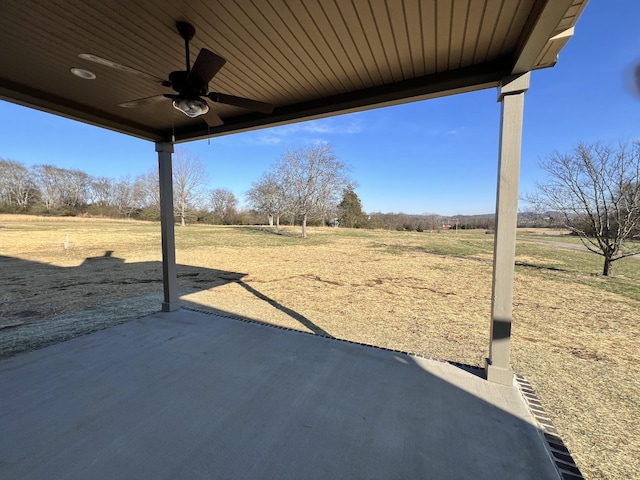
[423, 126, 464, 136]
[267, 116, 364, 138]
[251, 134, 282, 145]
[297, 123, 333, 134]
[229, 115, 365, 148]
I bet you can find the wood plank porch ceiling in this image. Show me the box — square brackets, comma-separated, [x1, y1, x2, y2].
[0, 0, 587, 143]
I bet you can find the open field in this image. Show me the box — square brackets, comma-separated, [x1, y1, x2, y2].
[1, 215, 638, 480]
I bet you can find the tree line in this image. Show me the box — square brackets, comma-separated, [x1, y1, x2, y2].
[0, 144, 361, 233]
[0, 151, 242, 224]
[0, 145, 353, 232]
[0, 143, 498, 234]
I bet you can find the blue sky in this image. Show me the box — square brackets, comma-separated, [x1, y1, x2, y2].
[1, 1, 638, 216]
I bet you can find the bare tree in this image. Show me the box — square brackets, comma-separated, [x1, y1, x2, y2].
[246, 172, 289, 227]
[276, 144, 350, 238]
[209, 188, 238, 224]
[136, 169, 160, 212]
[90, 176, 115, 208]
[61, 169, 91, 208]
[526, 141, 640, 275]
[0, 159, 38, 209]
[111, 176, 146, 218]
[172, 150, 208, 226]
[31, 164, 92, 211]
[33, 164, 63, 211]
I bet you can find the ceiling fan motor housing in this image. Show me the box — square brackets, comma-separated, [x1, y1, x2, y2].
[166, 70, 207, 97]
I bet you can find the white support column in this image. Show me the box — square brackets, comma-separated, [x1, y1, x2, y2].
[156, 142, 180, 312]
[486, 73, 530, 385]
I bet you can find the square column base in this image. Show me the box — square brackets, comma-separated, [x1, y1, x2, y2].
[162, 301, 181, 312]
[485, 360, 514, 386]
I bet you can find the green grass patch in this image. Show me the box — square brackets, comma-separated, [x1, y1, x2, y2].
[367, 231, 494, 258]
[515, 240, 640, 302]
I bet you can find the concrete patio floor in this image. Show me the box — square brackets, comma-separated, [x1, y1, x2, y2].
[0, 309, 559, 479]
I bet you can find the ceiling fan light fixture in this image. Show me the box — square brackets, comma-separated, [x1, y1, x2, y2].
[172, 97, 209, 118]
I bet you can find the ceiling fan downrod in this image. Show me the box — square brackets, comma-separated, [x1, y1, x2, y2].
[176, 21, 196, 73]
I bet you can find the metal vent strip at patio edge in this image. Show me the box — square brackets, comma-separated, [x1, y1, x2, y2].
[515, 374, 585, 480]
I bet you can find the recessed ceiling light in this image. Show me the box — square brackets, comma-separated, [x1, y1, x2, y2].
[70, 67, 96, 80]
[78, 53, 143, 76]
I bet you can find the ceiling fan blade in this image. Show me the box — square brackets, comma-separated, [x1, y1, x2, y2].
[207, 92, 274, 114]
[202, 107, 224, 127]
[78, 54, 165, 83]
[118, 95, 168, 108]
[188, 49, 226, 91]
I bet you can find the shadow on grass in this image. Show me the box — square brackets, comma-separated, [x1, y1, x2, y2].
[236, 226, 300, 238]
[235, 281, 333, 337]
[368, 242, 491, 262]
[514, 261, 568, 272]
[0, 251, 332, 354]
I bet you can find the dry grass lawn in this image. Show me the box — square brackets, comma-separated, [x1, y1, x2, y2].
[1, 215, 638, 480]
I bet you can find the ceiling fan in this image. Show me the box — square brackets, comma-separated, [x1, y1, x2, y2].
[79, 21, 274, 127]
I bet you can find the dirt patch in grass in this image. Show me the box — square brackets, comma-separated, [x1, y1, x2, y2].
[1, 216, 639, 480]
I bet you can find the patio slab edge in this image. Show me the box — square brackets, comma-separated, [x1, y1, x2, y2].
[184, 307, 585, 480]
[182, 306, 486, 376]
